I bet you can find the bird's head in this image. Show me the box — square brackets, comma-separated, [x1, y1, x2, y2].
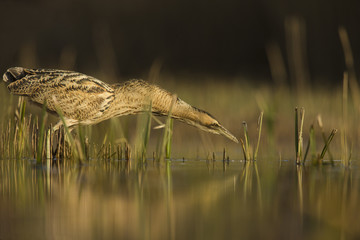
[3, 67, 27, 83]
[188, 108, 239, 143]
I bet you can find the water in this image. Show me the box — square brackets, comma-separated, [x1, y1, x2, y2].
[0, 158, 359, 240]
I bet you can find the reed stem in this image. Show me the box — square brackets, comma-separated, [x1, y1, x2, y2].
[254, 111, 264, 160]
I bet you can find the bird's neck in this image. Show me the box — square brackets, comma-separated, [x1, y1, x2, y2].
[111, 80, 200, 123]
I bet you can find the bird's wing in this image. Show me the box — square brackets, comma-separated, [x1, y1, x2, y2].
[7, 69, 115, 122]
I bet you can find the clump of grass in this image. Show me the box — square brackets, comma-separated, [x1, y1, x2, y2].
[14, 98, 29, 158]
[0, 98, 66, 164]
[299, 111, 338, 165]
[240, 111, 264, 161]
[241, 122, 251, 161]
[55, 108, 85, 163]
[319, 129, 337, 161]
[304, 127, 338, 166]
[1, 97, 35, 160]
[317, 115, 334, 161]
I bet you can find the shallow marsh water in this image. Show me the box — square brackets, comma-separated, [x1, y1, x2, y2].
[0, 158, 359, 240]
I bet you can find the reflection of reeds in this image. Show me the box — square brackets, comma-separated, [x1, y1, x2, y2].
[297, 109, 337, 165]
[296, 165, 303, 216]
[2, 156, 360, 239]
[1, 158, 243, 239]
[240, 162, 262, 210]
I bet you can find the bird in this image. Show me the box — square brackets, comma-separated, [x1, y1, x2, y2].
[3, 67, 238, 143]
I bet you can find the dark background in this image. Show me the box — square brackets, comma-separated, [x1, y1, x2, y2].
[1, 0, 359, 84]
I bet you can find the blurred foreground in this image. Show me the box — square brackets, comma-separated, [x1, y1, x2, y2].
[1, 159, 359, 240]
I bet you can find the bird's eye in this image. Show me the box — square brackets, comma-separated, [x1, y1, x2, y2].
[209, 123, 220, 128]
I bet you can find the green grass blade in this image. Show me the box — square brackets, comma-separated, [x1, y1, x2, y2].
[239, 138, 247, 161]
[165, 118, 173, 159]
[317, 115, 333, 161]
[17, 98, 27, 158]
[309, 124, 317, 164]
[303, 125, 312, 164]
[295, 107, 299, 159]
[254, 111, 264, 161]
[36, 102, 48, 164]
[296, 108, 305, 165]
[135, 100, 152, 164]
[319, 129, 338, 161]
[159, 94, 176, 161]
[242, 121, 251, 161]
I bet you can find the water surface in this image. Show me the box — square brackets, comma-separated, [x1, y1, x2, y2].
[0, 158, 359, 240]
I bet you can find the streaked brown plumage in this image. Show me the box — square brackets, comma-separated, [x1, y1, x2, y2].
[3, 67, 238, 143]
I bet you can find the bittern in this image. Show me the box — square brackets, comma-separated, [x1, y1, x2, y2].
[3, 67, 238, 143]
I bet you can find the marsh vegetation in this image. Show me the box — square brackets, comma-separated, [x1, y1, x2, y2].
[1, 23, 360, 240]
[1, 66, 360, 239]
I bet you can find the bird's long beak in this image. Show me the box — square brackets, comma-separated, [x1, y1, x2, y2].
[216, 125, 239, 143]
